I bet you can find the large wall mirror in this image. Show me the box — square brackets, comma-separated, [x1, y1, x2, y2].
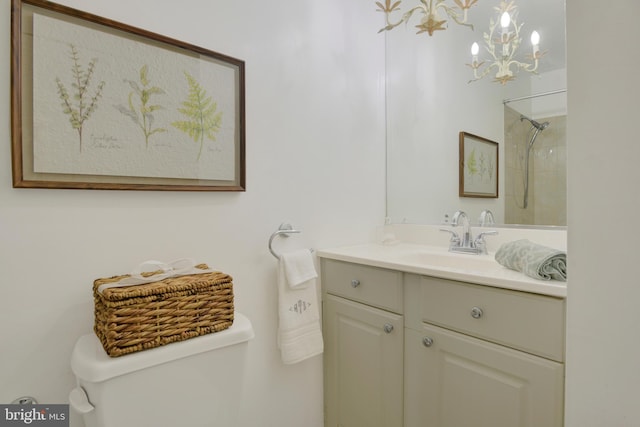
[385, 0, 566, 227]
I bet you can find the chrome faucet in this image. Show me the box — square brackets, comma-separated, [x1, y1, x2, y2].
[479, 209, 495, 227]
[452, 210, 472, 248]
[440, 210, 497, 254]
[479, 209, 495, 226]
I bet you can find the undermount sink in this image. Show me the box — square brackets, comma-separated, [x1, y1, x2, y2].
[391, 250, 498, 271]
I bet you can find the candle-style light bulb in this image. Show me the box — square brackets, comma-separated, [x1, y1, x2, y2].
[530, 30, 540, 45]
[500, 12, 511, 30]
[531, 30, 540, 57]
[471, 42, 479, 66]
[471, 42, 480, 56]
[500, 12, 511, 56]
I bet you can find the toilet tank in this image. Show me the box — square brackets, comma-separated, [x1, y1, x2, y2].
[70, 312, 254, 427]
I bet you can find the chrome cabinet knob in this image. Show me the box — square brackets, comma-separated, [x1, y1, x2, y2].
[470, 306, 484, 319]
[383, 323, 394, 334]
[422, 337, 434, 347]
[351, 279, 360, 288]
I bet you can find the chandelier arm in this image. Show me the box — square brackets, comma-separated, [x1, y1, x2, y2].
[375, 0, 480, 36]
[510, 59, 539, 73]
[510, 22, 523, 53]
[439, 4, 472, 28]
[484, 16, 498, 56]
[469, 62, 498, 83]
[379, 5, 427, 32]
[482, 36, 498, 62]
[400, 5, 428, 25]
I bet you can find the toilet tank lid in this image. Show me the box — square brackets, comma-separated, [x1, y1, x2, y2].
[71, 312, 254, 383]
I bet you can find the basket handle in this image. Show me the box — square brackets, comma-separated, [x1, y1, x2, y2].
[97, 258, 214, 294]
[132, 259, 195, 275]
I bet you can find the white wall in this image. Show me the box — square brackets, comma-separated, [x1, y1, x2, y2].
[0, 1, 386, 426]
[565, 1, 640, 426]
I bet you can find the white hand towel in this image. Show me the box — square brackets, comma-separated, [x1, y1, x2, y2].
[282, 249, 318, 289]
[277, 250, 324, 365]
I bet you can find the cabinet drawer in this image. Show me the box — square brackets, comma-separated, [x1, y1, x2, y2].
[322, 259, 403, 314]
[419, 276, 565, 361]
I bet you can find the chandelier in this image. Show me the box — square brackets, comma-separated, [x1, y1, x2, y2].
[376, 0, 479, 36]
[467, 1, 545, 84]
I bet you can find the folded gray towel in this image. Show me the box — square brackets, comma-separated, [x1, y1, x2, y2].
[495, 239, 567, 281]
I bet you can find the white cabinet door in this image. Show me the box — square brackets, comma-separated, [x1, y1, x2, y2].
[324, 294, 403, 427]
[405, 324, 564, 427]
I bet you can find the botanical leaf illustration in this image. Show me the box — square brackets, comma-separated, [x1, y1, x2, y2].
[55, 44, 105, 152]
[171, 71, 222, 160]
[478, 152, 487, 176]
[466, 148, 478, 175]
[115, 65, 167, 147]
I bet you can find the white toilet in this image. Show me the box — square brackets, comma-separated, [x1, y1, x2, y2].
[69, 312, 254, 427]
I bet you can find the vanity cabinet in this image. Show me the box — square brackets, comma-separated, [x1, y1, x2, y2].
[322, 259, 404, 427]
[404, 275, 565, 427]
[321, 258, 566, 427]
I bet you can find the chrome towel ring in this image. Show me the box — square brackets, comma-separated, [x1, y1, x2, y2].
[268, 223, 312, 259]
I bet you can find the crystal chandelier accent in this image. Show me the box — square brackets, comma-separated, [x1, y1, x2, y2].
[376, 0, 479, 36]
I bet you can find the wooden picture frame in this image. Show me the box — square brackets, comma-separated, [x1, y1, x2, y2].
[459, 132, 498, 198]
[11, 0, 245, 191]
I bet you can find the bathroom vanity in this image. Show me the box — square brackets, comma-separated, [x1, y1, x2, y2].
[319, 232, 566, 427]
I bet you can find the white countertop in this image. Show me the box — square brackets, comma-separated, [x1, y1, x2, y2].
[317, 242, 567, 298]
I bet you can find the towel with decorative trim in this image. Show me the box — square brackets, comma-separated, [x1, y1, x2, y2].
[277, 249, 324, 364]
[495, 239, 567, 281]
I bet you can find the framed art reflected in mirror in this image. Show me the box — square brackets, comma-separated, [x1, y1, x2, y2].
[459, 132, 498, 198]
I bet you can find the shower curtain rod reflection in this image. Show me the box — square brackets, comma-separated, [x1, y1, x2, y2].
[503, 89, 567, 105]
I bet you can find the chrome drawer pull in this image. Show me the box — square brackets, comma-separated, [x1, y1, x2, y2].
[470, 306, 484, 319]
[351, 279, 361, 288]
[422, 337, 434, 347]
[383, 323, 394, 334]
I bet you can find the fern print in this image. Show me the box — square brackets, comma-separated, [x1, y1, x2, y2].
[116, 65, 167, 148]
[172, 71, 222, 160]
[466, 148, 478, 175]
[55, 44, 105, 152]
[478, 152, 487, 177]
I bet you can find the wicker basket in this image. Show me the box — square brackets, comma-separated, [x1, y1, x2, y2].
[93, 263, 234, 357]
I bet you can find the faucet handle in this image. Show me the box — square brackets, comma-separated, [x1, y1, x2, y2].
[440, 228, 461, 245]
[473, 230, 498, 254]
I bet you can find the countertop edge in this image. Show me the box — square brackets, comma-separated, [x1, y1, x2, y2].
[317, 244, 567, 299]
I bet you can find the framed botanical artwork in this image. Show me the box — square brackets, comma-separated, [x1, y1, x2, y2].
[11, 0, 245, 191]
[459, 131, 498, 198]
